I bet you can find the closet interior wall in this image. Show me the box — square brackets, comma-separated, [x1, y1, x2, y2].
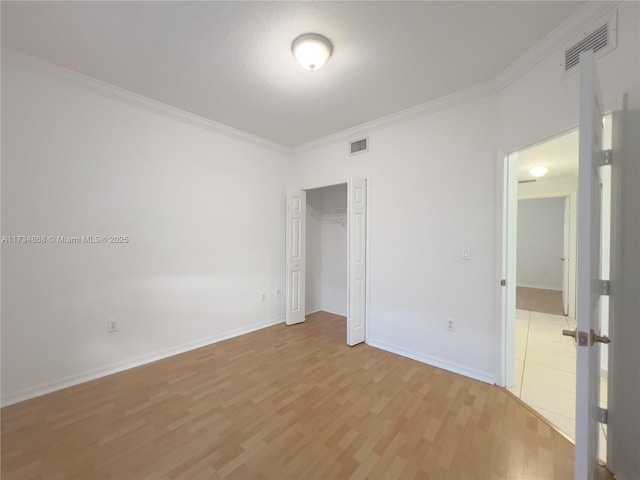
[305, 184, 348, 317]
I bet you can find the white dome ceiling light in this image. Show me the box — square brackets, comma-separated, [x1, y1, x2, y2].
[529, 166, 549, 178]
[292, 34, 332, 71]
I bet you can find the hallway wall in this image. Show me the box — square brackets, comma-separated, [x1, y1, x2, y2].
[516, 197, 565, 290]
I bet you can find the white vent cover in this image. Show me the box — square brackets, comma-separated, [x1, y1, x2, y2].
[349, 137, 368, 155]
[565, 23, 608, 70]
[562, 9, 617, 73]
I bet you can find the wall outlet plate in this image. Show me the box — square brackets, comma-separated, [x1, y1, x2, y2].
[107, 318, 118, 333]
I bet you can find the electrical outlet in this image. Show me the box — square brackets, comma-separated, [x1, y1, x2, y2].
[446, 318, 455, 332]
[261, 293, 266, 302]
[107, 318, 118, 333]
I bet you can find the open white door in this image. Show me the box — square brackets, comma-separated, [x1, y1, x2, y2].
[573, 50, 610, 480]
[286, 190, 306, 325]
[347, 178, 366, 346]
[562, 196, 571, 316]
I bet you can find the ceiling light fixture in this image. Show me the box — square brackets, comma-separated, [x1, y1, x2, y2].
[529, 166, 549, 178]
[292, 34, 332, 71]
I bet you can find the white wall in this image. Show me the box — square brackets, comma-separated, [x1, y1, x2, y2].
[516, 197, 565, 290]
[1, 63, 290, 405]
[306, 184, 347, 316]
[320, 221, 347, 316]
[294, 95, 499, 383]
[305, 199, 322, 314]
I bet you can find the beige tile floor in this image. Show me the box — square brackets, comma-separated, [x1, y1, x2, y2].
[508, 309, 608, 461]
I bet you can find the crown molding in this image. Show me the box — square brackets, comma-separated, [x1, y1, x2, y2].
[495, 1, 620, 90]
[1, 48, 292, 156]
[293, 1, 621, 155]
[293, 79, 499, 155]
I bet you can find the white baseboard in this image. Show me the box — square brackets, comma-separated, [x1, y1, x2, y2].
[367, 338, 495, 385]
[516, 283, 562, 291]
[320, 308, 347, 317]
[1, 317, 285, 407]
[306, 308, 347, 318]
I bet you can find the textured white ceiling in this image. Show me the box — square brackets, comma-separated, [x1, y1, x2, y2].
[1, 1, 585, 147]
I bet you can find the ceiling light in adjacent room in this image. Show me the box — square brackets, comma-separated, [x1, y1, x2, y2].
[529, 166, 549, 178]
[292, 34, 332, 71]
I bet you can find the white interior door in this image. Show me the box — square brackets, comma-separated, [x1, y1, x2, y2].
[347, 177, 366, 346]
[562, 196, 571, 316]
[286, 190, 306, 325]
[574, 50, 609, 480]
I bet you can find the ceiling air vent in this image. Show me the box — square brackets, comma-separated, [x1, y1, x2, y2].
[349, 137, 368, 155]
[562, 10, 617, 73]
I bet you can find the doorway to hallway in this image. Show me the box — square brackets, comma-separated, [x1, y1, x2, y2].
[505, 129, 581, 440]
[503, 121, 613, 464]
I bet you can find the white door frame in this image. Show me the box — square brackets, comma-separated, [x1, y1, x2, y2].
[299, 177, 372, 344]
[563, 196, 571, 316]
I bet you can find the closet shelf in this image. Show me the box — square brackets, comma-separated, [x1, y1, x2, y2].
[311, 208, 347, 227]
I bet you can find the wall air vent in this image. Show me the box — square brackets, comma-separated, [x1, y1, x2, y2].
[565, 24, 608, 70]
[349, 137, 368, 155]
[562, 9, 617, 74]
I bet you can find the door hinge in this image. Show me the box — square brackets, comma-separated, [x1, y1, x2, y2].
[597, 407, 608, 425]
[500, 279, 506, 286]
[597, 149, 612, 167]
[601, 280, 610, 296]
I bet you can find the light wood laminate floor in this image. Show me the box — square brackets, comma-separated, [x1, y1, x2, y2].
[2, 311, 577, 479]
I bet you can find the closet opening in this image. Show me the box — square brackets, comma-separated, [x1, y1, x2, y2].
[285, 178, 368, 346]
[305, 184, 348, 332]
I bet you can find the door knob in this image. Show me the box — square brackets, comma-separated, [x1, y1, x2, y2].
[562, 328, 610, 346]
[591, 330, 611, 345]
[562, 328, 587, 346]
